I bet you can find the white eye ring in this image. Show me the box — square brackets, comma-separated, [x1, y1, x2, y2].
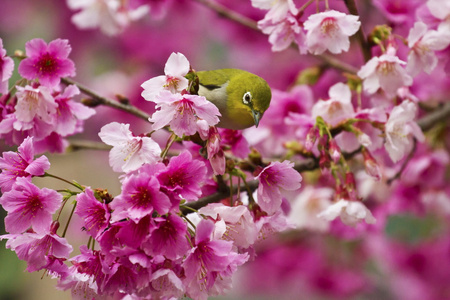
[243, 92, 252, 105]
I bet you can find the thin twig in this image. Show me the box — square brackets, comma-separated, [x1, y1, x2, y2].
[68, 140, 112, 151]
[61, 77, 152, 121]
[417, 102, 450, 132]
[192, 0, 258, 30]
[181, 179, 259, 214]
[343, 0, 371, 62]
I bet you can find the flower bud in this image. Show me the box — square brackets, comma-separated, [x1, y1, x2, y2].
[345, 172, 358, 201]
[362, 148, 381, 181]
[328, 139, 341, 163]
[305, 127, 318, 151]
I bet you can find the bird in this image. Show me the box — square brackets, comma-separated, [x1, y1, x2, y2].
[196, 69, 272, 130]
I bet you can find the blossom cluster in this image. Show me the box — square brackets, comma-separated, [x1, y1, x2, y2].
[1, 0, 450, 299]
[0, 38, 95, 153]
[0, 48, 304, 298]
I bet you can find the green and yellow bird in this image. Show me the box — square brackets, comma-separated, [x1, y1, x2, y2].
[196, 69, 272, 130]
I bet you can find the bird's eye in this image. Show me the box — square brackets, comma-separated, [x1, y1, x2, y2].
[243, 92, 252, 105]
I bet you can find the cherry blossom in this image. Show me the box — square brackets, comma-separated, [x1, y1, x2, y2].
[0, 136, 50, 193]
[384, 101, 425, 162]
[317, 199, 376, 227]
[406, 22, 450, 76]
[74, 187, 111, 238]
[141, 52, 190, 101]
[149, 91, 220, 137]
[156, 151, 207, 203]
[0, 222, 73, 272]
[18, 38, 75, 88]
[98, 122, 161, 173]
[358, 48, 413, 98]
[311, 82, 355, 127]
[199, 203, 259, 249]
[258, 12, 307, 53]
[67, 0, 149, 36]
[304, 10, 361, 55]
[0, 38, 14, 94]
[255, 160, 302, 215]
[183, 219, 248, 300]
[288, 186, 334, 232]
[110, 171, 171, 222]
[53, 85, 96, 136]
[0, 177, 62, 234]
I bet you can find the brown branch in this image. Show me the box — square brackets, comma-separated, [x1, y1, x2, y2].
[61, 77, 152, 122]
[192, 0, 258, 30]
[68, 140, 112, 151]
[343, 0, 372, 62]
[417, 102, 450, 131]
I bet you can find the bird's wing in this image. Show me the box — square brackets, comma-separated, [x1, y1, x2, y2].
[196, 69, 237, 90]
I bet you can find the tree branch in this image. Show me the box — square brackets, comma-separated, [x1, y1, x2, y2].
[61, 77, 152, 122]
[192, 0, 258, 30]
[68, 140, 112, 151]
[417, 102, 450, 131]
[343, 0, 372, 62]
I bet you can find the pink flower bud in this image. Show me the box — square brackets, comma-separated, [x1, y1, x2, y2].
[362, 148, 382, 181]
[345, 172, 358, 201]
[305, 127, 318, 151]
[328, 139, 341, 163]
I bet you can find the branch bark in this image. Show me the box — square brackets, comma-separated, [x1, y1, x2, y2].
[61, 77, 152, 122]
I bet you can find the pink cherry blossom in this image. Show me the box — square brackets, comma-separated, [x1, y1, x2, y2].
[75, 187, 111, 238]
[199, 203, 259, 249]
[14, 84, 57, 126]
[317, 199, 376, 227]
[64, 245, 107, 296]
[258, 12, 307, 53]
[311, 82, 355, 127]
[183, 219, 248, 300]
[1, 223, 73, 272]
[251, 0, 298, 22]
[99, 122, 161, 173]
[254, 209, 294, 241]
[0, 38, 14, 94]
[18, 38, 75, 88]
[110, 172, 171, 222]
[0, 136, 50, 193]
[255, 160, 302, 215]
[218, 128, 250, 159]
[0, 177, 62, 234]
[357, 48, 413, 98]
[385, 101, 425, 162]
[67, 0, 149, 36]
[288, 186, 334, 232]
[157, 151, 207, 203]
[149, 91, 220, 137]
[142, 214, 190, 259]
[141, 52, 190, 101]
[53, 85, 96, 136]
[203, 126, 226, 175]
[111, 216, 153, 250]
[304, 10, 361, 55]
[406, 22, 450, 76]
[148, 268, 184, 299]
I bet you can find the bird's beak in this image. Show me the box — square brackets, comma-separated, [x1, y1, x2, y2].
[252, 109, 262, 128]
